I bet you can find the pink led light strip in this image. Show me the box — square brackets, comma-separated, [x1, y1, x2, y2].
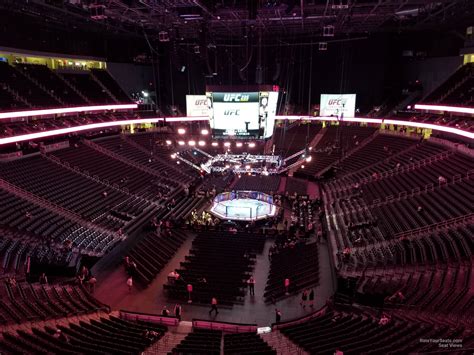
[0, 115, 472, 145]
[414, 104, 474, 115]
[0, 118, 163, 145]
[0, 104, 138, 120]
[277, 116, 474, 139]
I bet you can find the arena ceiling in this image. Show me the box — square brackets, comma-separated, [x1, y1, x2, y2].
[3, 0, 474, 43]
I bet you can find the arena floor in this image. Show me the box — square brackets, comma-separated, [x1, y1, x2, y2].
[93, 233, 335, 326]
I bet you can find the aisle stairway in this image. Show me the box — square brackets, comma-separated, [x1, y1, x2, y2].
[144, 321, 192, 354]
[260, 329, 309, 355]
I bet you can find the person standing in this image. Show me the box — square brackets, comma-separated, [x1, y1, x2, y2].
[39, 273, 48, 285]
[275, 309, 282, 323]
[308, 289, 315, 308]
[248, 276, 255, 296]
[209, 297, 218, 316]
[301, 289, 308, 308]
[174, 303, 182, 321]
[127, 276, 133, 292]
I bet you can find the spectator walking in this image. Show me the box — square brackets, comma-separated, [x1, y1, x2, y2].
[127, 276, 133, 292]
[174, 303, 182, 321]
[248, 276, 255, 296]
[209, 297, 219, 316]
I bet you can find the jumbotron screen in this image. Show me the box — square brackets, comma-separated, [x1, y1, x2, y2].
[206, 91, 278, 139]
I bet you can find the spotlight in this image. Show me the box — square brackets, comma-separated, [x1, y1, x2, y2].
[201, 129, 209, 135]
[301, 165, 305, 169]
[171, 154, 176, 159]
[249, 142, 256, 148]
[224, 142, 231, 147]
[178, 128, 186, 134]
[211, 142, 218, 146]
[236, 142, 243, 147]
[188, 140, 196, 146]
[178, 141, 185, 145]
[198, 141, 205, 146]
[306, 156, 312, 162]
[166, 140, 172, 145]
[245, 165, 251, 169]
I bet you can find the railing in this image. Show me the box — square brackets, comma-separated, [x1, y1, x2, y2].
[120, 309, 179, 326]
[192, 319, 257, 333]
[272, 306, 327, 330]
[393, 213, 474, 239]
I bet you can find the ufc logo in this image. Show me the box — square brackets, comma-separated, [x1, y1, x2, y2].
[224, 94, 249, 102]
[195, 99, 207, 105]
[224, 109, 240, 115]
[328, 99, 345, 105]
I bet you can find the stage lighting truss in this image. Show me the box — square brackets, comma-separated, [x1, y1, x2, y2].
[331, 0, 350, 9]
[200, 153, 282, 175]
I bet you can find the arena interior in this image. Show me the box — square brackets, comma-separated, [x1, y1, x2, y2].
[0, 0, 473, 354]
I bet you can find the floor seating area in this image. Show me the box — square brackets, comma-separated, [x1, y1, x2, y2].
[164, 231, 266, 306]
[0, 315, 166, 354]
[278, 308, 470, 355]
[128, 230, 188, 286]
[265, 242, 319, 302]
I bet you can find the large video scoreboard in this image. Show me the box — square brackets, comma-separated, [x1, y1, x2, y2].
[206, 91, 278, 139]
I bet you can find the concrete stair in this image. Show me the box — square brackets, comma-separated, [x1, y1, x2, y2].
[144, 321, 193, 354]
[260, 329, 309, 355]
